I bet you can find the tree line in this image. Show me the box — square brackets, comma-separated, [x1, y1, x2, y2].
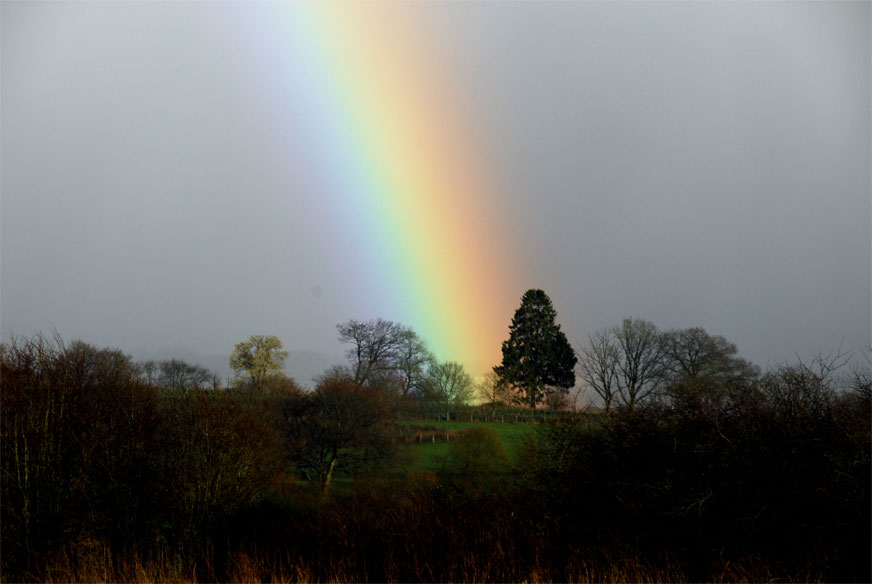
[2, 327, 867, 581]
[106, 288, 810, 418]
[1, 288, 869, 581]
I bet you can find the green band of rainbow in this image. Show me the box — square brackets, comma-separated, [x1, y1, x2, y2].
[242, 3, 524, 375]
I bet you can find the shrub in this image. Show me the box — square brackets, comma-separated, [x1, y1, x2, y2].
[517, 362, 872, 581]
[154, 390, 286, 543]
[280, 378, 395, 495]
[439, 427, 509, 496]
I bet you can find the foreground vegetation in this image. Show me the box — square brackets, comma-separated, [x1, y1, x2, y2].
[2, 333, 869, 582]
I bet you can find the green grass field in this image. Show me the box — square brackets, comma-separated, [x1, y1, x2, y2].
[399, 419, 541, 472]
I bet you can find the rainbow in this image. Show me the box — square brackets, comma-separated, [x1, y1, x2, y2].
[243, 3, 525, 375]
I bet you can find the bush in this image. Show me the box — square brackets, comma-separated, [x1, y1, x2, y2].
[154, 390, 286, 543]
[517, 362, 872, 581]
[441, 427, 509, 480]
[280, 378, 396, 494]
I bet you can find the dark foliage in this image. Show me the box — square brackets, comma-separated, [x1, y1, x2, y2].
[154, 390, 286, 543]
[140, 358, 217, 390]
[1, 335, 287, 581]
[520, 362, 871, 581]
[2, 333, 869, 582]
[495, 289, 577, 409]
[280, 377, 395, 494]
[1, 336, 163, 578]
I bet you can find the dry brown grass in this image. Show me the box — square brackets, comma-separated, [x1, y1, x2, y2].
[37, 543, 704, 583]
[38, 542, 830, 584]
[43, 545, 197, 583]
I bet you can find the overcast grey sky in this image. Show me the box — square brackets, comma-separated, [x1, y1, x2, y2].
[2, 1, 869, 383]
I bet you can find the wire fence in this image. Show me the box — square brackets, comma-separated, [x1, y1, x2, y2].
[394, 401, 592, 425]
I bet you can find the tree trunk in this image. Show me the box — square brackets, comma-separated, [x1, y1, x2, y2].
[320, 457, 338, 498]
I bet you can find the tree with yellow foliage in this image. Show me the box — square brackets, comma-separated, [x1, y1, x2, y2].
[229, 335, 289, 390]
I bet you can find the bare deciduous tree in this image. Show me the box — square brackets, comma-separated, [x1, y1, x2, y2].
[422, 361, 475, 417]
[337, 319, 406, 387]
[660, 327, 758, 386]
[612, 318, 665, 408]
[154, 359, 215, 390]
[577, 328, 621, 412]
[477, 371, 515, 419]
[396, 328, 434, 399]
[577, 318, 664, 410]
[336, 319, 432, 397]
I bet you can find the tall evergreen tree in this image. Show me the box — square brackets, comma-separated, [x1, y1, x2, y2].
[495, 289, 577, 409]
